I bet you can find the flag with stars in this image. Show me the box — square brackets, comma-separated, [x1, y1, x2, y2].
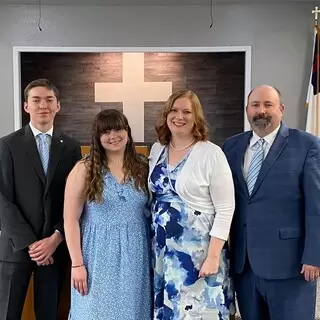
[306, 27, 320, 137]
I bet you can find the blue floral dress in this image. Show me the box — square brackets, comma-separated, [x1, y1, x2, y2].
[150, 148, 234, 320]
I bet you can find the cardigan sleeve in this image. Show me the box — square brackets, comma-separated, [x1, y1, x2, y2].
[208, 147, 235, 240]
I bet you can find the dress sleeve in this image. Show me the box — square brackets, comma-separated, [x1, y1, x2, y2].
[208, 147, 235, 240]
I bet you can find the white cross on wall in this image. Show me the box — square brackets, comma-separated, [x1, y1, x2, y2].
[95, 52, 173, 141]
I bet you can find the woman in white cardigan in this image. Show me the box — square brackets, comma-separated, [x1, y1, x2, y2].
[149, 89, 236, 320]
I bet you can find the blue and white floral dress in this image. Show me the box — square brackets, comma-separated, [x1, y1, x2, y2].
[150, 147, 234, 320]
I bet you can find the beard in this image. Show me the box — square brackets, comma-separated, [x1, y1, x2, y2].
[251, 114, 272, 129]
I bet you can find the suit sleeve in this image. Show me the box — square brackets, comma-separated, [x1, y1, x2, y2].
[302, 139, 320, 266]
[72, 144, 82, 165]
[53, 143, 82, 234]
[0, 139, 37, 251]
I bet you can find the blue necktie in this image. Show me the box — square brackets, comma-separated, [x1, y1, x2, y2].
[37, 133, 50, 175]
[247, 138, 265, 195]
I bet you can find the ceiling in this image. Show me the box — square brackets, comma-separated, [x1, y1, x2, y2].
[0, 0, 317, 6]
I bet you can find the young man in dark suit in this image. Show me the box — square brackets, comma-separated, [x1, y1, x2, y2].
[0, 79, 82, 320]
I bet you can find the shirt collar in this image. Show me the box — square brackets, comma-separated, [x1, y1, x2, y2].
[29, 122, 53, 137]
[250, 124, 281, 148]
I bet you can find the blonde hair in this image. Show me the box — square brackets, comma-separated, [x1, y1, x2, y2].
[155, 89, 209, 145]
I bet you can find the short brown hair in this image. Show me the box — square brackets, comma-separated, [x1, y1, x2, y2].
[155, 89, 209, 145]
[24, 79, 60, 102]
[247, 85, 283, 105]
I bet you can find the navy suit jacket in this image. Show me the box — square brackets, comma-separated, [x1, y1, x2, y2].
[223, 123, 320, 280]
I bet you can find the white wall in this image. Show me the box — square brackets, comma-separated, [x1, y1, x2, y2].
[0, 3, 316, 137]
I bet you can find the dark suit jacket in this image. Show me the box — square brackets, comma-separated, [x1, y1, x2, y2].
[223, 123, 320, 280]
[0, 125, 81, 263]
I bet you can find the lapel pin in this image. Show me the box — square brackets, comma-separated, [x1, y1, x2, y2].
[60, 140, 63, 143]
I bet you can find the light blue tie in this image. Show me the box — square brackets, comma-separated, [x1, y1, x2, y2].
[247, 138, 265, 195]
[37, 133, 50, 175]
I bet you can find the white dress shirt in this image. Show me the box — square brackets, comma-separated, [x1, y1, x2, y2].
[243, 125, 280, 180]
[29, 122, 53, 144]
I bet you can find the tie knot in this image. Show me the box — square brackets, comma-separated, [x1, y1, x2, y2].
[37, 133, 49, 141]
[257, 138, 265, 147]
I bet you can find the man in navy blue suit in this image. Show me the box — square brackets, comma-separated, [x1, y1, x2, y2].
[223, 85, 320, 320]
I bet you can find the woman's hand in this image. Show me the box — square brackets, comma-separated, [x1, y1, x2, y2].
[199, 256, 220, 277]
[199, 236, 224, 277]
[71, 265, 88, 296]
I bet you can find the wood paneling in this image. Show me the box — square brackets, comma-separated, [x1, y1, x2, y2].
[21, 52, 244, 147]
[22, 279, 34, 320]
[80, 145, 149, 157]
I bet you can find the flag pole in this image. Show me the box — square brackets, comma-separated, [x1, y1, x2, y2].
[316, 26, 319, 135]
[312, 6, 320, 135]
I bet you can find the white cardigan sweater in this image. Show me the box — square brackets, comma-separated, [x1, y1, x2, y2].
[148, 141, 235, 240]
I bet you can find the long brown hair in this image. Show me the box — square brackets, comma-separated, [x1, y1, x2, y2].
[84, 109, 148, 203]
[155, 89, 209, 145]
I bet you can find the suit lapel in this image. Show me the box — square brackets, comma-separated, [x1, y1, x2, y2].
[235, 131, 252, 197]
[23, 125, 46, 184]
[250, 124, 289, 197]
[45, 129, 65, 193]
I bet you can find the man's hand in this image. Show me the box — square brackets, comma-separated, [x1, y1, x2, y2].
[28, 232, 63, 264]
[301, 264, 320, 281]
[37, 256, 54, 266]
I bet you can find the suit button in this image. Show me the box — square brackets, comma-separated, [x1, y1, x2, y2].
[248, 200, 251, 204]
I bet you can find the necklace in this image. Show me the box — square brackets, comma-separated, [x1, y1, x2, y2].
[169, 139, 195, 151]
[108, 159, 123, 165]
